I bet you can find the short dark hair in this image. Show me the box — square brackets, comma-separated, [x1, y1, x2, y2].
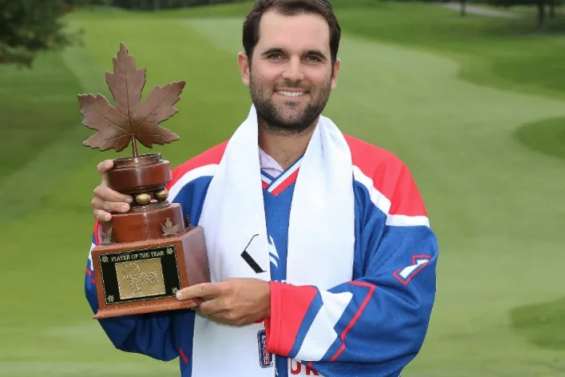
[242, 0, 341, 62]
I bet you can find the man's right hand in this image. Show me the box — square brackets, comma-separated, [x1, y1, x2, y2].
[91, 159, 133, 222]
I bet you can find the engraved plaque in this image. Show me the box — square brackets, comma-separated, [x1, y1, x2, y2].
[115, 259, 166, 300]
[99, 246, 181, 305]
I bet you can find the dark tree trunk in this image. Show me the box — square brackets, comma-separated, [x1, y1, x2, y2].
[537, 0, 546, 29]
[549, 0, 556, 18]
[460, 0, 467, 16]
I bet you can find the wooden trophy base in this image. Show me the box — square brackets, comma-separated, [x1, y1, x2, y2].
[91, 226, 209, 319]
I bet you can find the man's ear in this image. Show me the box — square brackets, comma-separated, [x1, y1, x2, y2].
[238, 52, 250, 87]
[331, 58, 341, 89]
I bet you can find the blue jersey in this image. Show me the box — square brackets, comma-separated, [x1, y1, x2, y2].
[85, 135, 438, 377]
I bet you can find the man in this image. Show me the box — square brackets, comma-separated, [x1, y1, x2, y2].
[86, 1, 438, 376]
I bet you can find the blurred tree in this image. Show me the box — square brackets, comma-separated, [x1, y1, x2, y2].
[111, 0, 245, 10]
[65, 0, 114, 6]
[548, 0, 557, 17]
[0, 0, 73, 66]
[0, 0, 245, 66]
[489, 0, 560, 28]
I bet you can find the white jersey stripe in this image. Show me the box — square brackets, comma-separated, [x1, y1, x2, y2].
[295, 291, 353, 361]
[261, 173, 273, 184]
[268, 158, 302, 193]
[352, 165, 430, 228]
[88, 242, 95, 269]
[168, 164, 218, 202]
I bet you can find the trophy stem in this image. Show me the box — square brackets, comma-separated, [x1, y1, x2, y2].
[131, 136, 139, 158]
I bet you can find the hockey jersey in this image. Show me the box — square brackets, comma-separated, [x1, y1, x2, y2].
[85, 134, 438, 377]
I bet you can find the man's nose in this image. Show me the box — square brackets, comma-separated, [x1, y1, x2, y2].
[282, 57, 304, 82]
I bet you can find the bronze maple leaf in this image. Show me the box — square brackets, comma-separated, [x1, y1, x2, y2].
[79, 43, 185, 153]
[161, 218, 181, 237]
[100, 225, 113, 245]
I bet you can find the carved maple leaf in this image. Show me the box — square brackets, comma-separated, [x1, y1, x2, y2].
[161, 218, 181, 237]
[79, 43, 185, 152]
[100, 224, 113, 245]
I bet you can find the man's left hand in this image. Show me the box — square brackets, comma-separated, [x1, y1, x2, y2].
[176, 278, 270, 326]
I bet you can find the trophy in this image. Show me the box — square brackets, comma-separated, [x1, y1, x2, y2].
[79, 44, 209, 319]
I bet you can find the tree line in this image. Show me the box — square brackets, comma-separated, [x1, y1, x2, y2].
[0, 0, 242, 66]
[0, 0, 562, 67]
[67, 0, 245, 9]
[488, 0, 560, 28]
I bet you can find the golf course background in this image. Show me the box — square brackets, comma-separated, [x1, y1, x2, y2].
[1, 1, 564, 375]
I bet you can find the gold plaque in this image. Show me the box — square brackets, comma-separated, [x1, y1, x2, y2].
[115, 259, 166, 300]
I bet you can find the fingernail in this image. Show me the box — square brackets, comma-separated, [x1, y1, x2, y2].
[104, 213, 112, 222]
[125, 196, 133, 203]
[120, 204, 130, 212]
[176, 291, 183, 300]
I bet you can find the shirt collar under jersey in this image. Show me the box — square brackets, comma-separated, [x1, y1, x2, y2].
[259, 148, 284, 177]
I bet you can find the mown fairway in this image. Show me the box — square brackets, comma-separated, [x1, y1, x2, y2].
[1, 2, 564, 376]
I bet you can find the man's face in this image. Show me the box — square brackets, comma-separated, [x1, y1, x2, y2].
[239, 10, 340, 133]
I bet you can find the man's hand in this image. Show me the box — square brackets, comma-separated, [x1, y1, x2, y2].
[176, 278, 270, 326]
[91, 159, 133, 222]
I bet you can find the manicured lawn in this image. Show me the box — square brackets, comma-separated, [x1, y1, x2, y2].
[1, 2, 564, 376]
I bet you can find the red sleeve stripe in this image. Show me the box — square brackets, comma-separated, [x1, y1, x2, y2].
[329, 281, 376, 361]
[267, 282, 318, 356]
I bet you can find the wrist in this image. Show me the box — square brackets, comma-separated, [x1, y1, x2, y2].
[264, 281, 271, 317]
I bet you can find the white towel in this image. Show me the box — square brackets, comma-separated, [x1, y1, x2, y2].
[192, 106, 355, 377]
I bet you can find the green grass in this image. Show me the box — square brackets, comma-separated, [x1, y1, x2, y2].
[515, 116, 565, 160]
[1, 2, 565, 376]
[512, 297, 565, 351]
[0, 52, 84, 177]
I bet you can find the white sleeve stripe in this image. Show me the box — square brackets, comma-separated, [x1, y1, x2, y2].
[168, 164, 218, 202]
[352, 165, 430, 228]
[295, 291, 353, 361]
[88, 242, 95, 269]
[352, 166, 391, 215]
[386, 215, 430, 227]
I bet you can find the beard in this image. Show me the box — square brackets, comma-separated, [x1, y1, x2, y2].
[249, 75, 332, 134]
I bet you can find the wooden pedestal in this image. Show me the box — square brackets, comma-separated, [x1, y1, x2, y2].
[91, 226, 209, 319]
[90, 154, 209, 319]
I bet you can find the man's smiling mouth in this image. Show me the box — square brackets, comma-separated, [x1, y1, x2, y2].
[276, 89, 307, 97]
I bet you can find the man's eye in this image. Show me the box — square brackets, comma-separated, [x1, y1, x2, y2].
[305, 55, 323, 63]
[266, 52, 284, 61]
